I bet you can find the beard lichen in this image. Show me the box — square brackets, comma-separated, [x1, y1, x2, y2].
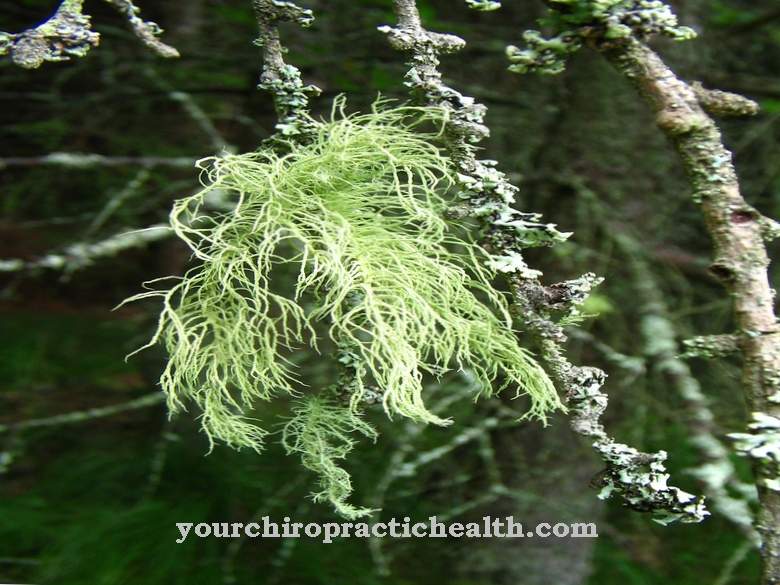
[129, 97, 562, 517]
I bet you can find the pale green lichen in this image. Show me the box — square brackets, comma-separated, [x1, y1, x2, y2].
[729, 413, 780, 492]
[465, 0, 501, 11]
[128, 98, 562, 480]
[593, 442, 709, 524]
[506, 0, 696, 75]
[282, 394, 378, 519]
[455, 160, 572, 262]
[730, 413, 780, 465]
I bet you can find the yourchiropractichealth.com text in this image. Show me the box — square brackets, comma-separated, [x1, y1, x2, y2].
[175, 516, 598, 544]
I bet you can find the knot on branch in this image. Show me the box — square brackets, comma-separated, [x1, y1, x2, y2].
[654, 106, 707, 135]
[378, 25, 465, 55]
[691, 81, 759, 117]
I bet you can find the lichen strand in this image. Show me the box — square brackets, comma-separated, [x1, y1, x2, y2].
[505, 0, 695, 75]
[131, 99, 562, 456]
[282, 394, 379, 520]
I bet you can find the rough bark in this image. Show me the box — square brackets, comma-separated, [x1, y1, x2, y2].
[600, 36, 780, 584]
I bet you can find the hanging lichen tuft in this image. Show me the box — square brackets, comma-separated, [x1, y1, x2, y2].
[128, 97, 562, 516]
[282, 394, 379, 519]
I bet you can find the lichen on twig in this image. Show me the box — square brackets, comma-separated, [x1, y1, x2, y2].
[384, 0, 707, 524]
[0, 0, 178, 69]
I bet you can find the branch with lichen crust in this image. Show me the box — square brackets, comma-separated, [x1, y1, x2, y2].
[252, 0, 321, 143]
[509, 0, 780, 576]
[0, 0, 178, 69]
[597, 29, 780, 585]
[0, 0, 98, 69]
[104, 0, 179, 58]
[383, 0, 707, 525]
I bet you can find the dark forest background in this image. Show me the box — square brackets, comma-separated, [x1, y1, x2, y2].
[1, 0, 779, 583]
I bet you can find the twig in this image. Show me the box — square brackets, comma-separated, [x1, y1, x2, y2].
[0, 557, 41, 565]
[0, 225, 171, 274]
[104, 0, 179, 58]
[0, 0, 99, 69]
[599, 32, 780, 577]
[0, 154, 195, 168]
[508, 0, 780, 578]
[713, 540, 755, 585]
[0, 392, 165, 434]
[139, 415, 179, 503]
[0, 0, 178, 69]
[84, 167, 152, 239]
[614, 226, 759, 545]
[220, 477, 304, 585]
[252, 0, 321, 142]
[143, 67, 233, 154]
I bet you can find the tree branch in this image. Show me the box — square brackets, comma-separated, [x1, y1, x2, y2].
[506, 0, 780, 578]
[0, 392, 165, 434]
[597, 37, 780, 578]
[0, 0, 178, 69]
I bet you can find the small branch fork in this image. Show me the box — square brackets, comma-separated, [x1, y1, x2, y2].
[576, 184, 759, 544]
[382, 0, 707, 525]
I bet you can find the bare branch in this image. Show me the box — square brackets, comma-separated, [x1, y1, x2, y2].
[0, 153, 195, 168]
[0, 225, 171, 274]
[0, 392, 165, 434]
